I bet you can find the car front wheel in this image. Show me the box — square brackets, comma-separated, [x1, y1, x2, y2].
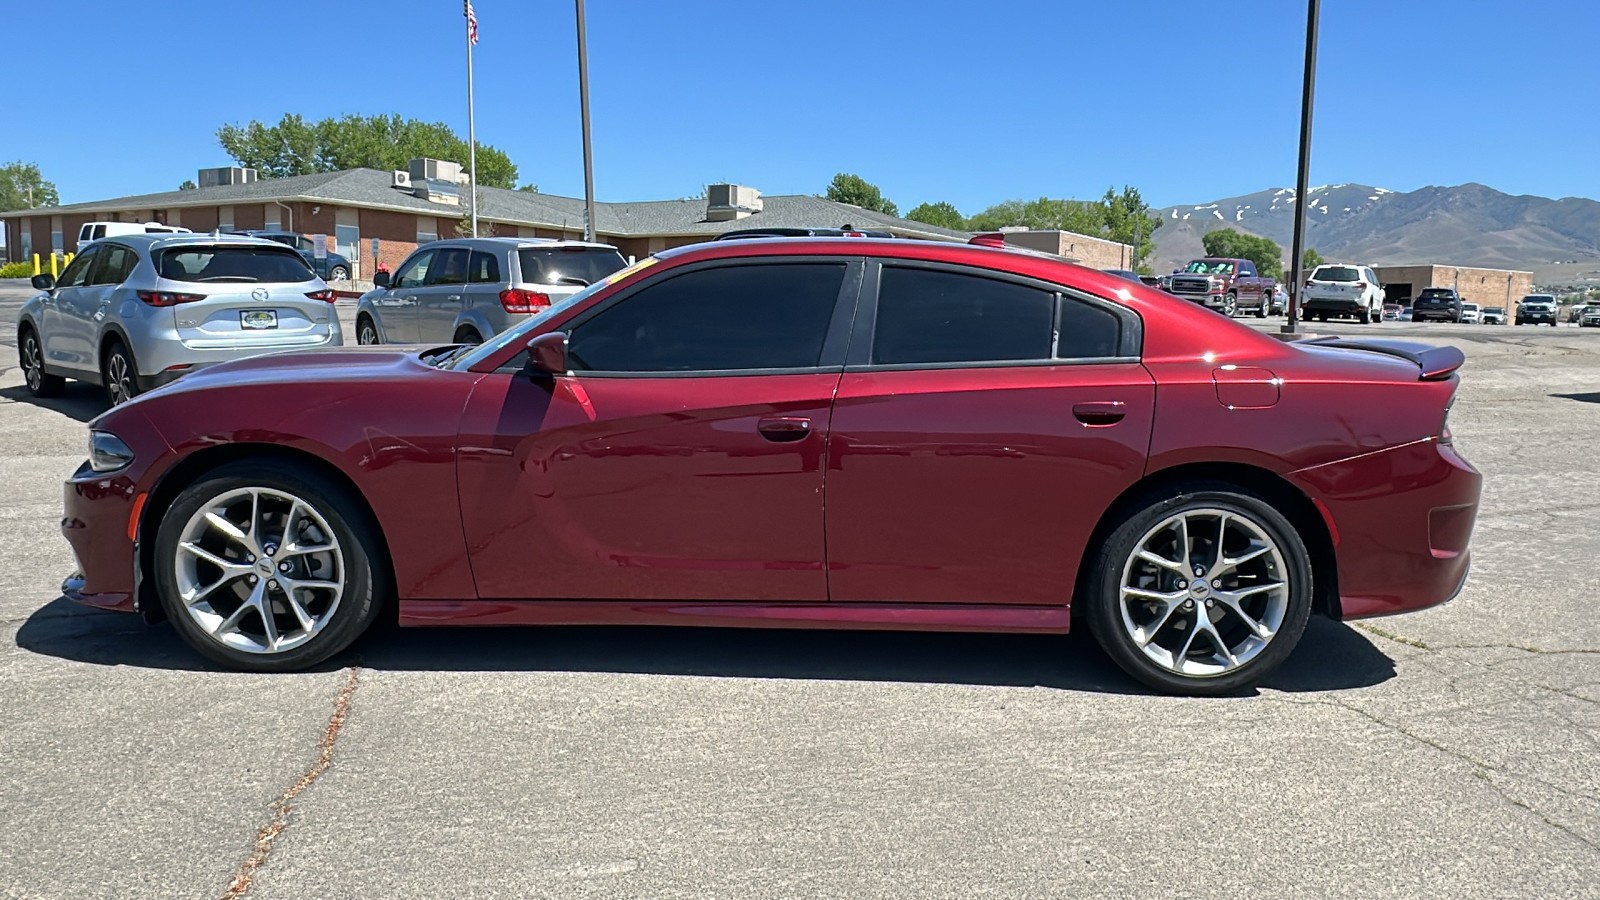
[328, 265, 350, 282]
[1084, 484, 1314, 695]
[154, 460, 389, 672]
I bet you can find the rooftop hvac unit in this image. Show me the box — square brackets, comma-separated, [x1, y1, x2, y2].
[197, 166, 260, 188]
[408, 157, 463, 184]
[705, 184, 763, 221]
[392, 170, 412, 188]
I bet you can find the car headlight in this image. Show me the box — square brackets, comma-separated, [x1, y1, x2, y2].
[88, 430, 136, 473]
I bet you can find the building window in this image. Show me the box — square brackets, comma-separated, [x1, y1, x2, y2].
[50, 231, 63, 253]
[21, 230, 33, 260]
[417, 216, 437, 244]
[263, 208, 280, 231]
[335, 224, 359, 263]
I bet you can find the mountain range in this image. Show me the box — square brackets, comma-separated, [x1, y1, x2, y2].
[1150, 183, 1600, 286]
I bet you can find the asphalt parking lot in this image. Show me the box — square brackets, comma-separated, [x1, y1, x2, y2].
[1, 280, 1597, 899]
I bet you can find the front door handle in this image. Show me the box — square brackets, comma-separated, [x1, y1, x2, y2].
[757, 416, 812, 442]
[1073, 401, 1127, 426]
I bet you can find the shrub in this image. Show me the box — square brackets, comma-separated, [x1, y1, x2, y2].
[0, 261, 35, 278]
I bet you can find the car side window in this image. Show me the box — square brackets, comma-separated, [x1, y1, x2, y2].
[568, 263, 846, 373]
[56, 247, 100, 288]
[429, 248, 470, 286]
[1055, 295, 1123, 360]
[1239, 262, 1256, 277]
[467, 250, 501, 284]
[392, 249, 435, 289]
[872, 267, 1053, 365]
[89, 244, 138, 285]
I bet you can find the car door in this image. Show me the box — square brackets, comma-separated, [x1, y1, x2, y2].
[417, 246, 470, 342]
[455, 257, 862, 602]
[376, 248, 434, 342]
[1235, 260, 1258, 303]
[825, 261, 1155, 607]
[83, 242, 139, 355]
[1363, 267, 1384, 306]
[41, 246, 102, 373]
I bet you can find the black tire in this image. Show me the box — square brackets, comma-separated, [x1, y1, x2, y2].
[1083, 482, 1315, 696]
[328, 265, 350, 282]
[1255, 302, 1267, 319]
[1222, 292, 1238, 317]
[1357, 307, 1371, 324]
[356, 315, 380, 345]
[154, 459, 390, 672]
[453, 326, 483, 345]
[101, 338, 140, 406]
[18, 325, 65, 398]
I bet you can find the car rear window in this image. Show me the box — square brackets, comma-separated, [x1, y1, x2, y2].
[518, 246, 628, 287]
[1313, 266, 1361, 282]
[158, 246, 315, 283]
[1418, 289, 1454, 299]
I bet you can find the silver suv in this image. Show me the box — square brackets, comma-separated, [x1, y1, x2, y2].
[17, 234, 343, 405]
[354, 237, 628, 345]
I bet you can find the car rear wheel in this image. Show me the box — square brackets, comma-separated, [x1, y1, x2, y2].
[19, 327, 65, 398]
[356, 315, 380, 345]
[154, 460, 388, 672]
[1084, 484, 1314, 695]
[101, 339, 140, 406]
[328, 265, 350, 282]
[453, 326, 483, 345]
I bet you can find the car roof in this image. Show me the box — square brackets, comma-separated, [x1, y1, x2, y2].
[96, 233, 303, 250]
[420, 236, 620, 251]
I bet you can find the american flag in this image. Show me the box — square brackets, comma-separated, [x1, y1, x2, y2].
[465, 0, 478, 44]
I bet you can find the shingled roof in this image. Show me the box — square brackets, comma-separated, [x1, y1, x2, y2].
[4, 168, 970, 241]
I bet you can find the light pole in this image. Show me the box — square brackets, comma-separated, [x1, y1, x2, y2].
[575, 0, 598, 242]
[1283, 0, 1320, 336]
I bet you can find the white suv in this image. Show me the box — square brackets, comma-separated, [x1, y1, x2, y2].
[1301, 264, 1386, 324]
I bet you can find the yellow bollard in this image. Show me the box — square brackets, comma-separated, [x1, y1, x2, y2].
[32, 253, 40, 276]
[65, 251, 73, 267]
[49, 253, 59, 278]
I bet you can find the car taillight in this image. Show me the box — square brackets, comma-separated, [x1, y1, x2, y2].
[136, 290, 204, 307]
[304, 289, 337, 302]
[1355, 281, 1368, 290]
[499, 288, 550, 314]
[1304, 279, 1315, 288]
[1440, 401, 1454, 444]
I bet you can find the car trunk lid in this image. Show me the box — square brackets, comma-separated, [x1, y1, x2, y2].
[1300, 336, 1464, 380]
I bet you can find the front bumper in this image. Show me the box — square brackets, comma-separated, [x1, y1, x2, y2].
[61, 463, 142, 613]
[1289, 438, 1482, 620]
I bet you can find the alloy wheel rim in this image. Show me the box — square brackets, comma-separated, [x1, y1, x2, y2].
[173, 487, 345, 655]
[359, 323, 377, 345]
[107, 353, 132, 404]
[22, 336, 42, 390]
[1118, 508, 1289, 678]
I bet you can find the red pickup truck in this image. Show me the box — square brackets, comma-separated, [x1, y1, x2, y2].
[1164, 257, 1277, 317]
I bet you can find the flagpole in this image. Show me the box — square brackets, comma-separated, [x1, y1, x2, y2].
[576, 0, 597, 242]
[465, 1, 479, 238]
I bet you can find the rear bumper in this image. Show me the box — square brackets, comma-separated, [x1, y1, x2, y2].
[1289, 438, 1482, 620]
[1411, 306, 1457, 321]
[1303, 297, 1364, 312]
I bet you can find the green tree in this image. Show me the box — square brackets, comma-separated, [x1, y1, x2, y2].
[178, 180, 197, 191]
[905, 201, 967, 230]
[1202, 228, 1285, 280]
[1301, 248, 1323, 271]
[965, 186, 1162, 270]
[826, 173, 898, 217]
[0, 161, 59, 210]
[217, 113, 519, 189]
[517, 183, 539, 193]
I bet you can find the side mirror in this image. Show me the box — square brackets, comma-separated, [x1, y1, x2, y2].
[373, 271, 391, 288]
[523, 332, 568, 378]
[31, 273, 55, 290]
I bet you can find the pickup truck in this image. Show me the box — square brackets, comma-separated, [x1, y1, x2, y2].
[1164, 257, 1277, 317]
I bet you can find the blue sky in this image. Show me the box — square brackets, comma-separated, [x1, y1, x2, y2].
[6, 0, 1596, 213]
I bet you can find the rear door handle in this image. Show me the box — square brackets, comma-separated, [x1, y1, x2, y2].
[1073, 401, 1127, 426]
[757, 416, 812, 442]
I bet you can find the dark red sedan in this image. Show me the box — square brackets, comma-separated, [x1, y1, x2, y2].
[57, 237, 1480, 694]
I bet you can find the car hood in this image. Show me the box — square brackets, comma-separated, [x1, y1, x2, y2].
[149, 346, 459, 397]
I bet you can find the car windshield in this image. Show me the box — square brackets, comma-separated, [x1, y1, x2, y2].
[1486, 307, 1504, 314]
[1183, 260, 1234, 275]
[1462, 304, 1480, 311]
[1313, 266, 1360, 282]
[1522, 296, 1553, 303]
[518, 246, 628, 286]
[446, 256, 661, 370]
[158, 246, 315, 283]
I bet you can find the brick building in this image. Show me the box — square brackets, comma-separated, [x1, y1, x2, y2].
[1371, 264, 1535, 312]
[1, 163, 975, 277]
[997, 229, 1135, 270]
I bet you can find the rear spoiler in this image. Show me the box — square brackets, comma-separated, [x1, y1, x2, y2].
[1301, 336, 1464, 380]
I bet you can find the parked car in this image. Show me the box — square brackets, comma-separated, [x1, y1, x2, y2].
[1411, 287, 1464, 322]
[1572, 300, 1600, 325]
[1515, 294, 1558, 326]
[1382, 303, 1404, 321]
[1165, 257, 1276, 317]
[1270, 285, 1287, 316]
[1479, 306, 1506, 325]
[17, 234, 342, 405]
[1459, 303, 1481, 324]
[228, 230, 352, 282]
[1581, 305, 1600, 328]
[78, 221, 191, 243]
[1400, 307, 1415, 321]
[1101, 268, 1145, 285]
[59, 235, 1480, 696]
[354, 237, 628, 346]
[1301, 264, 1386, 323]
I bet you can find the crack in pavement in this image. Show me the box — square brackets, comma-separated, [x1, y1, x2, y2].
[1272, 694, 1600, 855]
[1353, 622, 1600, 658]
[219, 667, 361, 900]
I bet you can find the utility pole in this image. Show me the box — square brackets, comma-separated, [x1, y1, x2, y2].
[576, 0, 598, 242]
[1283, 0, 1320, 336]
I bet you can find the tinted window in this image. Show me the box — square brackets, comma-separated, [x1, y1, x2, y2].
[430, 248, 470, 286]
[56, 247, 99, 288]
[1313, 266, 1361, 282]
[519, 246, 628, 286]
[568, 263, 845, 372]
[392, 249, 435, 288]
[1418, 288, 1455, 300]
[90, 244, 138, 285]
[158, 247, 314, 283]
[468, 250, 502, 284]
[873, 267, 1052, 365]
[1056, 296, 1122, 360]
[1238, 262, 1256, 276]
